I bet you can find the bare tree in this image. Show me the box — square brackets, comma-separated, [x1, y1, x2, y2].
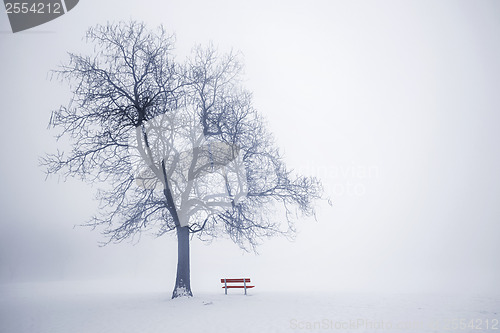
[42, 21, 322, 298]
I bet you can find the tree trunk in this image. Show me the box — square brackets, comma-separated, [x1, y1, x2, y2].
[172, 225, 193, 298]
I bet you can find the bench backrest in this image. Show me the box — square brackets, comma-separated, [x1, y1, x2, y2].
[221, 278, 251, 283]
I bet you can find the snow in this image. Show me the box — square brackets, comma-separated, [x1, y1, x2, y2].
[1, 281, 499, 333]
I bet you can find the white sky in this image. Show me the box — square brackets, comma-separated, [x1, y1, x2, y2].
[0, 0, 499, 295]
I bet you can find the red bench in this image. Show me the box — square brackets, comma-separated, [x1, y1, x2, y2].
[221, 278, 255, 295]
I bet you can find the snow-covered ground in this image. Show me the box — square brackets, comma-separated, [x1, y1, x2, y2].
[1, 281, 499, 333]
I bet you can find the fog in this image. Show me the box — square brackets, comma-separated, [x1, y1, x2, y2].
[0, 0, 499, 295]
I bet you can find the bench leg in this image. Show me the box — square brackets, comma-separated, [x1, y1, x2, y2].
[244, 279, 247, 295]
[224, 278, 227, 295]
